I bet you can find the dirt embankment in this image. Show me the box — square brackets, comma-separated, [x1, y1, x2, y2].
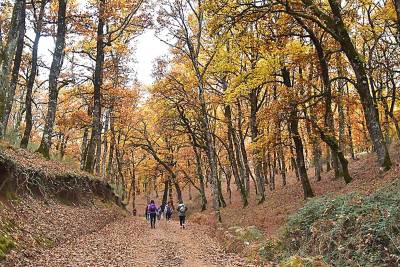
[0, 145, 123, 206]
[0, 145, 126, 265]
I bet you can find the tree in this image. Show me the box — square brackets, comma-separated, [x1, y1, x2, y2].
[37, 0, 68, 158]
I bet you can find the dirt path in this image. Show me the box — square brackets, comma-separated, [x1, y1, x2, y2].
[16, 217, 249, 267]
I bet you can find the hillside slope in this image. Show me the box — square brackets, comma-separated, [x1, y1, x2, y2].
[0, 145, 125, 264]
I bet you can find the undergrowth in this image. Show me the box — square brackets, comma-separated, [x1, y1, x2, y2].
[282, 178, 400, 266]
[0, 220, 16, 261]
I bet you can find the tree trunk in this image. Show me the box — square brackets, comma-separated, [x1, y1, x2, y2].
[130, 164, 136, 213]
[290, 105, 315, 199]
[161, 176, 169, 206]
[336, 54, 347, 153]
[225, 167, 232, 204]
[101, 110, 110, 178]
[276, 121, 287, 186]
[288, 126, 300, 180]
[224, 105, 248, 206]
[0, 0, 25, 136]
[20, 0, 48, 148]
[168, 179, 174, 209]
[80, 128, 89, 169]
[217, 171, 226, 208]
[193, 147, 207, 210]
[2, 0, 26, 137]
[305, 109, 322, 181]
[174, 179, 183, 204]
[297, 17, 340, 177]
[197, 79, 221, 222]
[267, 151, 275, 191]
[249, 88, 266, 203]
[237, 100, 252, 195]
[328, 0, 391, 170]
[106, 111, 115, 180]
[84, 0, 105, 173]
[317, 130, 352, 184]
[37, 0, 67, 158]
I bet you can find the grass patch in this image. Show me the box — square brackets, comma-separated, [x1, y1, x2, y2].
[281, 178, 400, 266]
[0, 218, 18, 261]
[0, 233, 15, 260]
[34, 235, 55, 249]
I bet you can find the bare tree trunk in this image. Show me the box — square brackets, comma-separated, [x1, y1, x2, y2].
[225, 167, 232, 204]
[161, 175, 168, 206]
[14, 86, 26, 138]
[20, 0, 48, 148]
[305, 109, 322, 181]
[217, 171, 226, 208]
[193, 147, 207, 210]
[168, 179, 174, 209]
[101, 110, 110, 178]
[37, 0, 67, 158]
[267, 151, 275, 191]
[290, 105, 314, 199]
[85, 0, 105, 173]
[80, 128, 89, 169]
[2, 0, 26, 137]
[106, 110, 115, 180]
[249, 88, 266, 203]
[199, 82, 221, 222]
[276, 121, 287, 186]
[0, 0, 25, 136]
[288, 126, 300, 180]
[224, 105, 247, 207]
[60, 134, 68, 159]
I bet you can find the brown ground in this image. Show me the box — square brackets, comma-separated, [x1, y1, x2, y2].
[12, 217, 249, 267]
[2, 144, 399, 266]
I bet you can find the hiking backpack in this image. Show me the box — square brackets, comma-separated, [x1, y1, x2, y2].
[148, 203, 157, 213]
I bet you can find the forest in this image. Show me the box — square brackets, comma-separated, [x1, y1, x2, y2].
[0, 0, 400, 266]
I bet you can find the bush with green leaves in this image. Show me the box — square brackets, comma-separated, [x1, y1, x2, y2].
[282, 179, 400, 266]
[0, 233, 15, 260]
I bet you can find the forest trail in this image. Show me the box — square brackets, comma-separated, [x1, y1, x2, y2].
[19, 217, 249, 267]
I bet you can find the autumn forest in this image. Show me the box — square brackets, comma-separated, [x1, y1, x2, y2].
[1, 0, 400, 265]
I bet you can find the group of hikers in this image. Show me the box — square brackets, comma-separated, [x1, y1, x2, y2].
[145, 200, 187, 229]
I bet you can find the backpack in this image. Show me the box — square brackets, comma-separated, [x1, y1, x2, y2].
[148, 203, 157, 213]
[178, 204, 186, 214]
[166, 206, 172, 214]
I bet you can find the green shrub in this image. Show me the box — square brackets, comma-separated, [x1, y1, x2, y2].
[282, 179, 400, 266]
[0, 234, 15, 260]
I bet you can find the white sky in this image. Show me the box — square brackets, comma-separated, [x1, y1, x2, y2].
[36, 29, 169, 86]
[133, 29, 170, 86]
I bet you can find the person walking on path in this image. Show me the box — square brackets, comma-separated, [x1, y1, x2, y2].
[144, 204, 149, 222]
[157, 206, 162, 221]
[147, 200, 158, 229]
[177, 201, 187, 229]
[165, 202, 173, 221]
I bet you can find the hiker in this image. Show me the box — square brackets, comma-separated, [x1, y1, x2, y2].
[147, 200, 158, 229]
[157, 206, 162, 221]
[177, 201, 187, 229]
[145, 204, 149, 221]
[165, 202, 173, 221]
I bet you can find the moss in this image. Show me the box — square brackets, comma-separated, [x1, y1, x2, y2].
[34, 235, 55, 249]
[0, 234, 15, 260]
[4, 190, 17, 201]
[279, 255, 327, 267]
